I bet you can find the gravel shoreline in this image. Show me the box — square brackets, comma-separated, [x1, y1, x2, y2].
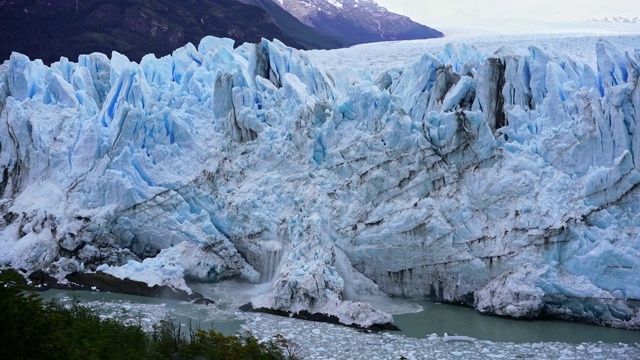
[240, 313, 640, 360]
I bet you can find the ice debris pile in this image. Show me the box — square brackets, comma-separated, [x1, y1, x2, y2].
[240, 313, 640, 360]
[0, 36, 639, 329]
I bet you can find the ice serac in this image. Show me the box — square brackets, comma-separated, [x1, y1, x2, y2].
[1, 37, 640, 329]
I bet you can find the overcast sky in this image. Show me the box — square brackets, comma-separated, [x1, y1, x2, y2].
[375, 0, 640, 23]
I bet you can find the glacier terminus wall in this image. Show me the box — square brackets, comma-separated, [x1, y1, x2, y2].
[0, 36, 639, 329]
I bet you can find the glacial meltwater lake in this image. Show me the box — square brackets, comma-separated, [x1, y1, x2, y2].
[40, 281, 639, 344]
[391, 300, 640, 344]
[41, 288, 245, 336]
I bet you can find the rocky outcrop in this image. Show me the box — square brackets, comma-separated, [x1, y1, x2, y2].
[239, 303, 400, 331]
[28, 270, 214, 304]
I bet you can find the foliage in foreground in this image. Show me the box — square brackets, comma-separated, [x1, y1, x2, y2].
[149, 318, 302, 360]
[0, 268, 302, 360]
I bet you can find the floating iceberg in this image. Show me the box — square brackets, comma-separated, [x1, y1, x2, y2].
[0, 36, 639, 329]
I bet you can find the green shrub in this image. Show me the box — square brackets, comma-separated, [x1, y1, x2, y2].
[0, 268, 66, 360]
[149, 319, 302, 360]
[149, 317, 188, 359]
[182, 329, 273, 359]
[51, 298, 148, 360]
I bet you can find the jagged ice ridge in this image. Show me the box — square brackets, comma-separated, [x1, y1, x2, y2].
[0, 36, 639, 329]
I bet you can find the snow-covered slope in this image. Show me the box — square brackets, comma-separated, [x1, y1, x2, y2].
[263, 0, 443, 46]
[1, 33, 639, 329]
[309, 32, 640, 73]
[589, 17, 640, 24]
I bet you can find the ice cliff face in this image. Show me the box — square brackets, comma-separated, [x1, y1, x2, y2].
[0, 37, 639, 329]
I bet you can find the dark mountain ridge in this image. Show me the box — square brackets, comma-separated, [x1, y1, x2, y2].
[0, 0, 305, 64]
[239, 0, 344, 49]
[255, 0, 444, 46]
[0, 0, 443, 65]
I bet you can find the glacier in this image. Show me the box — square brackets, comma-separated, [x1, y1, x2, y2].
[0, 36, 639, 329]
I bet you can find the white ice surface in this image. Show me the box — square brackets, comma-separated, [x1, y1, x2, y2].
[307, 22, 640, 72]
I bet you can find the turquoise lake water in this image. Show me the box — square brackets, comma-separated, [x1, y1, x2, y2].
[40, 282, 639, 344]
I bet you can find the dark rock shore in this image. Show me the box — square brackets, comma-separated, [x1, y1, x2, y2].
[28, 270, 214, 305]
[239, 303, 401, 332]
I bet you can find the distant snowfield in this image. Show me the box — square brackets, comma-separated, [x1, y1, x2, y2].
[307, 21, 640, 71]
